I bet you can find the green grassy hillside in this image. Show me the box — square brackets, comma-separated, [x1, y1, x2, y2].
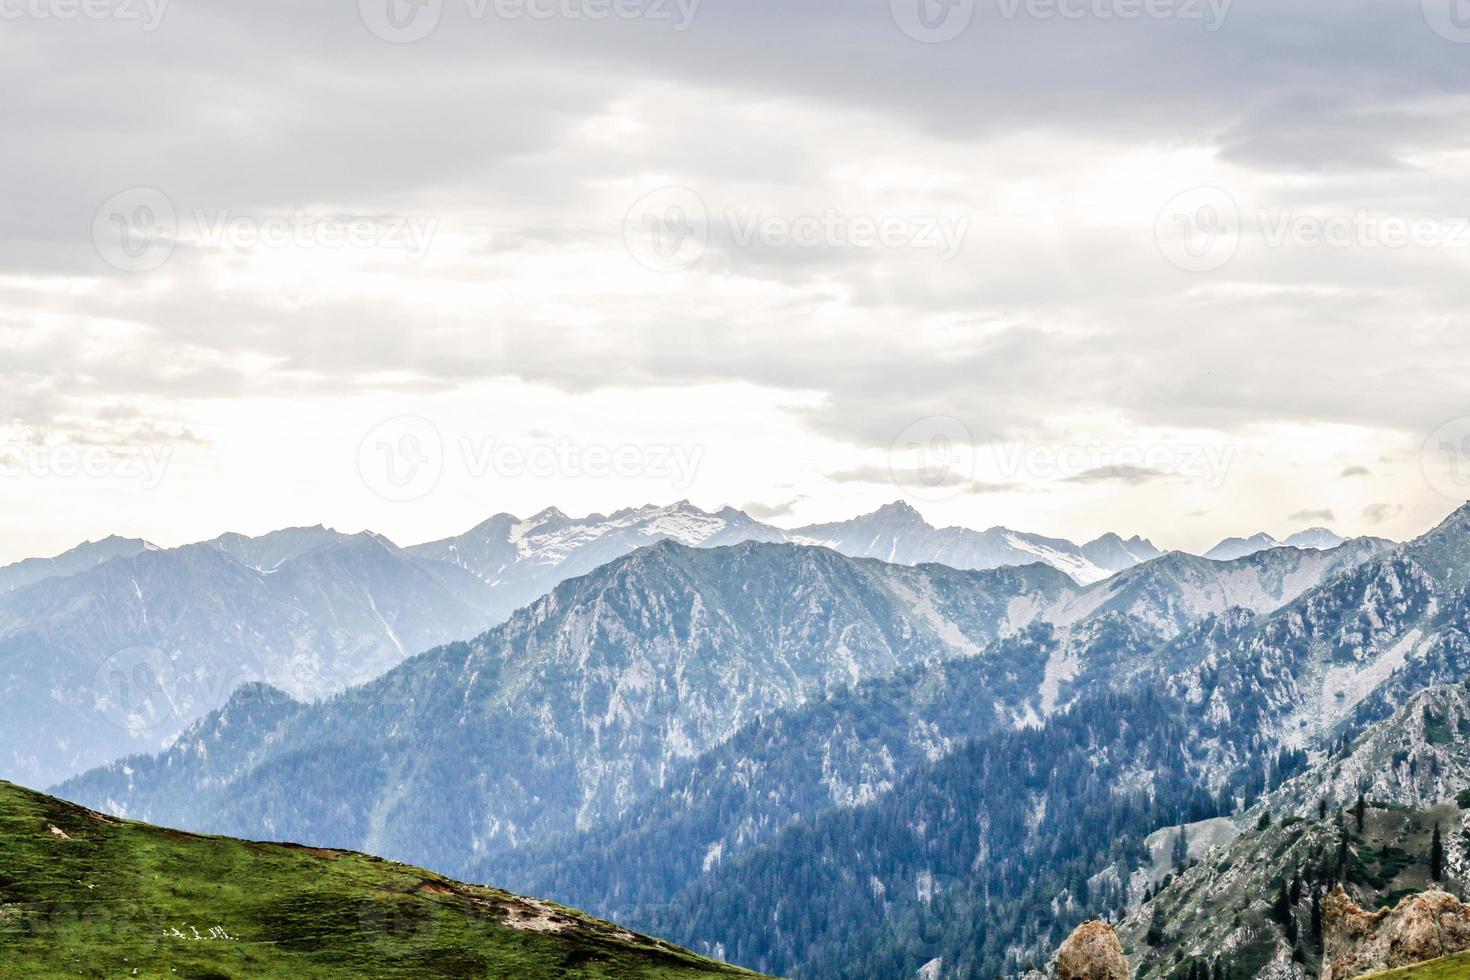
[0, 781, 764, 978]
[1357, 950, 1470, 978]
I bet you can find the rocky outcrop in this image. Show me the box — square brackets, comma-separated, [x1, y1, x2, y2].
[1056, 921, 1130, 980]
[1322, 887, 1470, 980]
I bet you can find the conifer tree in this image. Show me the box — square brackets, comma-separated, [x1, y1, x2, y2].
[1432, 823, 1445, 882]
[1173, 825, 1190, 870]
[1273, 882, 1291, 925]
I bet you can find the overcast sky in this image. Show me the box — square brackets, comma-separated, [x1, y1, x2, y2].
[4, 0, 1470, 562]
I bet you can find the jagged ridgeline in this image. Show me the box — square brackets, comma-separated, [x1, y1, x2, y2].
[0, 780, 763, 978]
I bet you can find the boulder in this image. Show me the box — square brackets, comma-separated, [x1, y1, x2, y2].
[1055, 921, 1130, 980]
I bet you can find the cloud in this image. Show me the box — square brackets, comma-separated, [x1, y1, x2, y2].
[824, 465, 1020, 496]
[8, 0, 1470, 560]
[1288, 508, 1336, 522]
[1362, 502, 1403, 525]
[742, 498, 805, 520]
[1063, 465, 1169, 486]
[1340, 465, 1371, 478]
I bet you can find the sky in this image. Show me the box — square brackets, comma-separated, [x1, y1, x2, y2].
[4, 0, 1470, 563]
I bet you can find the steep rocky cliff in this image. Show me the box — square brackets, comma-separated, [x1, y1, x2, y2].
[1322, 888, 1470, 980]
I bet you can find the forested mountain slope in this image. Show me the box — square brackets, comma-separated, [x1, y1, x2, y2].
[57, 543, 1075, 869]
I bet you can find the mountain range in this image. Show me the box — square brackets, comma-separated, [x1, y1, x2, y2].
[605, 504, 1470, 976]
[1203, 526, 1348, 561]
[3, 499, 1340, 789]
[49, 506, 1415, 975]
[5, 494, 1427, 978]
[0, 534, 153, 593]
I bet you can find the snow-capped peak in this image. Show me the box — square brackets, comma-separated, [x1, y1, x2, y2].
[1203, 533, 1282, 562]
[1281, 527, 1346, 551]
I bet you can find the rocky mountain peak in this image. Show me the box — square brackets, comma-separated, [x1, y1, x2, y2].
[1283, 526, 1347, 550]
[1323, 887, 1470, 980]
[866, 500, 929, 525]
[1203, 532, 1282, 561]
[1054, 921, 1130, 980]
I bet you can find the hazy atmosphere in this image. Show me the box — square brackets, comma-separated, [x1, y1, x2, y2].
[6, 0, 1470, 561]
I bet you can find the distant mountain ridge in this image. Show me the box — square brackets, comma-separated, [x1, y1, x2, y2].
[0, 501, 1359, 792]
[407, 499, 1166, 596]
[0, 535, 154, 593]
[1204, 526, 1349, 561]
[4, 502, 1364, 619]
[406, 501, 789, 621]
[0, 528, 506, 787]
[788, 500, 1162, 584]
